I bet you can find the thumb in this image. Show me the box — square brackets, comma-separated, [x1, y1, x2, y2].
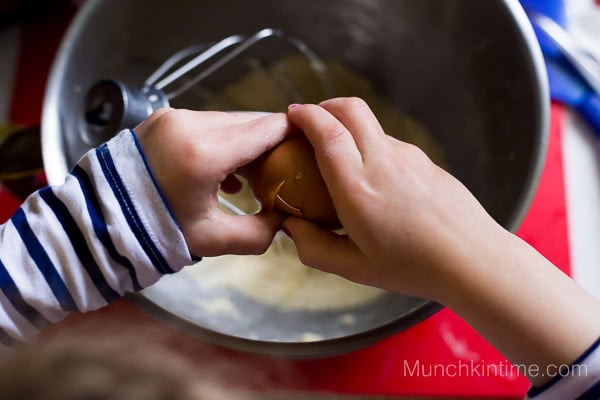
[187, 211, 283, 257]
[282, 217, 367, 283]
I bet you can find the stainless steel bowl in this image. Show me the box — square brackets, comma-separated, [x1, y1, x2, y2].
[41, 0, 548, 357]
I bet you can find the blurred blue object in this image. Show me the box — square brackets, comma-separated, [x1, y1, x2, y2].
[521, 0, 565, 58]
[522, 0, 600, 136]
[520, 0, 565, 25]
[547, 59, 600, 135]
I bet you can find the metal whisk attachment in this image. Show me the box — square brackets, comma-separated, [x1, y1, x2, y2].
[81, 28, 331, 147]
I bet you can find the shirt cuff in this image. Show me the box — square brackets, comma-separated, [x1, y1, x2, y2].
[101, 129, 193, 274]
[527, 337, 600, 399]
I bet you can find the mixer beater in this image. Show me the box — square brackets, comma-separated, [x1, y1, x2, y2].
[82, 28, 331, 149]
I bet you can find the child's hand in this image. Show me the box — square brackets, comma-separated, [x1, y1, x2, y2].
[284, 98, 600, 386]
[283, 98, 502, 300]
[135, 109, 292, 257]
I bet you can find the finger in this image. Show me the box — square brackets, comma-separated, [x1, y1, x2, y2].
[318, 97, 386, 157]
[287, 103, 363, 192]
[190, 211, 283, 256]
[198, 110, 273, 129]
[219, 112, 294, 170]
[282, 217, 367, 283]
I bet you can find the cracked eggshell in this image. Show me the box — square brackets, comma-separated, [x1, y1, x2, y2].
[248, 133, 340, 228]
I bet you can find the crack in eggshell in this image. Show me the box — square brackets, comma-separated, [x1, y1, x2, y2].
[248, 134, 340, 228]
[275, 193, 303, 217]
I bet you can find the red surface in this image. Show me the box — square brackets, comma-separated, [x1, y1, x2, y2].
[519, 103, 570, 275]
[0, 186, 20, 222]
[8, 3, 74, 126]
[3, 8, 570, 398]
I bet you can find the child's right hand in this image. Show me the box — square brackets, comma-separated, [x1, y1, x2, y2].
[284, 98, 600, 388]
[283, 97, 502, 301]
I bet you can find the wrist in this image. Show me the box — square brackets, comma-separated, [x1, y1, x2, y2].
[409, 215, 509, 305]
[432, 222, 600, 385]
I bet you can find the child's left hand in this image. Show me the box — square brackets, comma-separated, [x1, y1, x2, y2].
[135, 109, 292, 257]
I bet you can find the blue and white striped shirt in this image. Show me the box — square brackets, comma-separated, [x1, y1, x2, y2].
[0, 129, 192, 346]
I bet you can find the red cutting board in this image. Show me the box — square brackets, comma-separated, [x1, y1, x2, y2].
[2, 7, 569, 398]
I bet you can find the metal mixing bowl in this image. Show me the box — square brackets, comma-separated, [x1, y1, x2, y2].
[41, 0, 548, 357]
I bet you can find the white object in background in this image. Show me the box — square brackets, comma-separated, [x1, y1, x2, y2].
[568, 0, 600, 60]
[564, 0, 600, 299]
[564, 113, 600, 299]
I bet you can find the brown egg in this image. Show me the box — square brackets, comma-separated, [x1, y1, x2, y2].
[248, 133, 340, 228]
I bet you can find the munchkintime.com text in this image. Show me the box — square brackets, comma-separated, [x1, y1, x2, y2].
[403, 359, 587, 379]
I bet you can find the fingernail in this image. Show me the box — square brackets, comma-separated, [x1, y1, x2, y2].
[288, 103, 302, 110]
[281, 226, 293, 239]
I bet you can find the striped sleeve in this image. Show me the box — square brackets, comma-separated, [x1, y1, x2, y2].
[526, 337, 600, 399]
[0, 129, 193, 345]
